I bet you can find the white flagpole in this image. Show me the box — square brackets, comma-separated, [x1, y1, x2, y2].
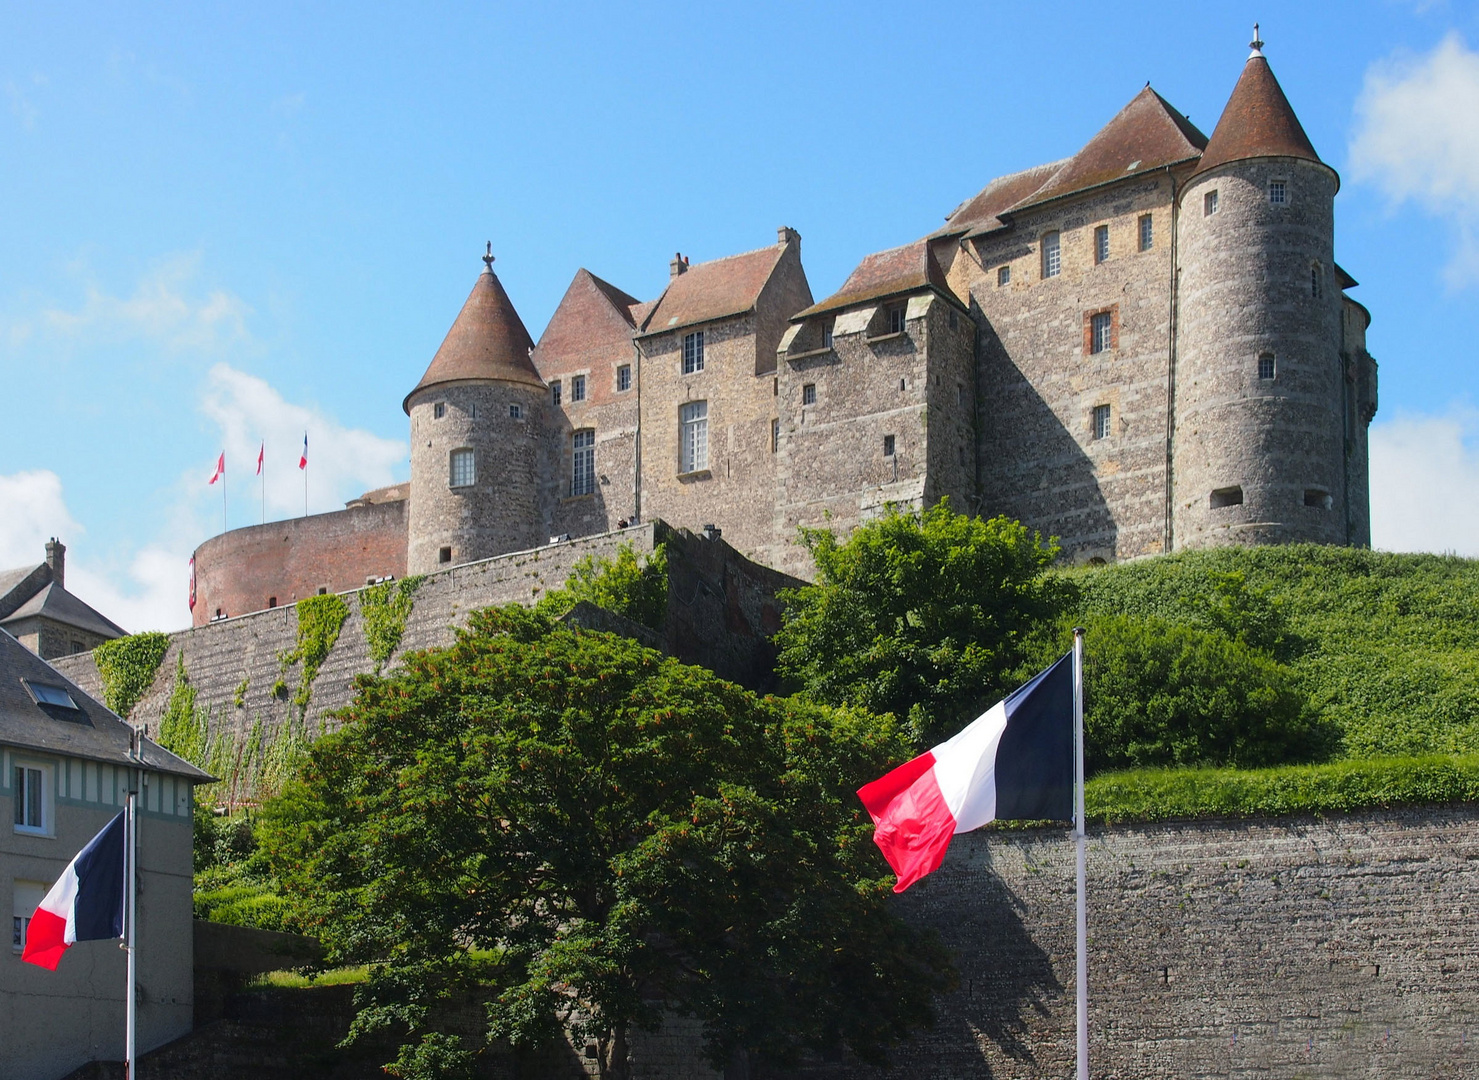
[125, 735, 140, 1079]
[1072, 627, 1088, 1080]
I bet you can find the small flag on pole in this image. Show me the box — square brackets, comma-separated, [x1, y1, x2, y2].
[208, 452, 225, 485]
[22, 811, 126, 970]
[256, 442, 264, 475]
[298, 433, 308, 470]
[857, 652, 1073, 892]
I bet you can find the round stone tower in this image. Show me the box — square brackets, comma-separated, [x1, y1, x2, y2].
[1173, 33, 1348, 549]
[405, 248, 548, 574]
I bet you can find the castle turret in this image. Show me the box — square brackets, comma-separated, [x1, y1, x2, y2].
[405, 248, 548, 573]
[1173, 31, 1349, 549]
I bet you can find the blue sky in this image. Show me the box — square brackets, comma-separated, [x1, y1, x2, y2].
[2, 1, 1477, 629]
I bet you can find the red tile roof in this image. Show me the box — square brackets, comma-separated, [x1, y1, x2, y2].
[1192, 53, 1323, 180]
[404, 265, 541, 413]
[934, 160, 1068, 239]
[533, 269, 641, 374]
[638, 244, 786, 336]
[796, 239, 960, 319]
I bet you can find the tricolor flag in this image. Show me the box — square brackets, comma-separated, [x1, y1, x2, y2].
[858, 653, 1073, 892]
[208, 451, 225, 485]
[21, 811, 126, 970]
[256, 442, 264, 475]
[298, 433, 308, 470]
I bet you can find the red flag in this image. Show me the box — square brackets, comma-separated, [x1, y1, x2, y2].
[188, 555, 197, 612]
[256, 443, 264, 475]
[208, 452, 225, 485]
[298, 433, 308, 470]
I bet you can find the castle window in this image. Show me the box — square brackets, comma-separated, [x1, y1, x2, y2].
[13, 763, 47, 833]
[570, 375, 586, 403]
[683, 331, 705, 374]
[1258, 353, 1276, 380]
[998, 265, 1011, 287]
[439, 546, 452, 564]
[1092, 404, 1111, 440]
[509, 403, 522, 419]
[957, 385, 965, 406]
[470, 403, 478, 419]
[680, 401, 708, 473]
[1204, 190, 1219, 216]
[269, 597, 277, 608]
[551, 381, 562, 406]
[616, 364, 631, 392]
[887, 305, 906, 334]
[571, 429, 595, 496]
[771, 418, 779, 453]
[1210, 486, 1243, 509]
[317, 587, 328, 596]
[1269, 180, 1287, 205]
[1090, 311, 1114, 354]
[1311, 263, 1322, 298]
[802, 383, 816, 406]
[823, 321, 834, 349]
[1042, 231, 1061, 278]
[1304, 488, 1333, 510]
[449, 448, 476, 489]
[1139, 214, 1153, 251]
[883, 434, 896, 457]
[899, 378, 906, 392]
[433, 402, 446, 419]
[1094, 225, 1110, 264]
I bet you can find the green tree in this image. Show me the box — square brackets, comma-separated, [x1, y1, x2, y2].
[775, 502, 1070, 749]
[535, 542, 668, 631]
[259, 606, 950, 1079]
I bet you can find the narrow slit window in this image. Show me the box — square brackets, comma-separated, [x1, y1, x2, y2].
[1042, 231, 1061, 278]
[1311, 264, 1322, 298]
[1138, 214, 1153, 251]
[1094, 225, 1109, 264]
[771, 418, 779, 453]
[1210, 486, 1244, 509]
[883, 434, 895, 457]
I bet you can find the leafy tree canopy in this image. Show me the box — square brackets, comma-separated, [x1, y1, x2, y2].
[535, 542, 668, 631]
[259, 606, 951, 1079]
[775, 502, 1070, 749]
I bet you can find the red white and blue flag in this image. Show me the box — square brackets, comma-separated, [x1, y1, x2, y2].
[298, 433, 308, 470]
[21, 811, 126, 970]
[858, 653, 1073, 892]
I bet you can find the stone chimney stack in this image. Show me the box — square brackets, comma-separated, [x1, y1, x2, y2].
[669, 252, 689, 278]
[777, 226, 800, 249]
[45, 538, 65, 588]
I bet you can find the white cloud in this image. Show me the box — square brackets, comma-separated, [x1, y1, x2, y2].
[0, 471, 80, 568]
[1370, 410, 1479, 555]
[199, 363, 407, 519]
[1350, 34, 1479, 287]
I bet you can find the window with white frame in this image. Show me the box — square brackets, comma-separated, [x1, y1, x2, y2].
[571, 430, 595, 496]
[822, 321, 833, 349]
[1269, 180, 1287, 205]
[433, 402, 446, 419]
[680, 401, 708, 473]
[1204, 190, 1219, 216]
[1092, 404, 1112, 440]
[802, 383, 816, 406]
[13, 881, 44, 951]
[12, 763, 47, 833]
[1258, 353, 1276, 380]
[682, 331, 705, 374]
[508, 403, 522, 419]
[551, 381, 562, 406]
[616, 364, 631, 392]
[1042, 231, 1061, 278]
[998, 264, 1011, 287]
[1139, 214, 1153, 251]
[1090, 311, 1113, 354]
[1094, 225, 1110, 264]
[449, 448, 476, 489]
[570, 375, 586, 403]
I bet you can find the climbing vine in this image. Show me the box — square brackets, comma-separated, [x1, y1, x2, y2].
[278, 593, 350, 716]
[158, 654, 212, 769]
[93, 631, 171, 718]
[360, 575, 424, 673]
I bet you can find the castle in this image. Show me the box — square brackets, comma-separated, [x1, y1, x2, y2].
[191, 36, 1378, 625]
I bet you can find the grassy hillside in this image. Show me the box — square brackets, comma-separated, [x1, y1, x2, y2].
[1064, 545, 1479, 761]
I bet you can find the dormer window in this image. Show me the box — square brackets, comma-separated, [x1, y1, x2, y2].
[822, 321, 834, 349]
[887, 305, 906, 334]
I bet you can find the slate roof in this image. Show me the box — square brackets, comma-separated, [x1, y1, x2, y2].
[1192, 52, 1324, 180]
[638, 245, 786, 337]
[796, 240, 962, 319]
[404, 264, 542, 413]
[0, 628, 211, 781]
[0, 582, 126, 640]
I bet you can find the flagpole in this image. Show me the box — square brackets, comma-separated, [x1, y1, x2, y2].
[261, 442, 266, 525]
[221, 454, 227, 536]
[1072, 626, 1087, 1080]
[125, 734, 140, 1079]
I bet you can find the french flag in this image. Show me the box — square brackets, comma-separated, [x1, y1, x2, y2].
[22, 811, 126, 970]
[858, 653, 1073, 892]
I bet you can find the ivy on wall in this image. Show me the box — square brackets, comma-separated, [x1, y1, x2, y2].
[278, 593, 350, 717]
[158, 653, 211, 769]
[93, 631, 171, 718]
[359, 575, 424, 673]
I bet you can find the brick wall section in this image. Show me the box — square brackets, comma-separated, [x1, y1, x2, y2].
[190, 499, 407, 627]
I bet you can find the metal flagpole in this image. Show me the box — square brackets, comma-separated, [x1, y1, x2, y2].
[124, 733, 140, 1079]
[221, 454, 227, 536]
[1072, 627, 1088, 1080]
[261, 442, 266, 525]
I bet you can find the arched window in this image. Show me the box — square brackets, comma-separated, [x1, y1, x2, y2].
[449, 448, 475, 488]
[1041, 231, 1061, 278]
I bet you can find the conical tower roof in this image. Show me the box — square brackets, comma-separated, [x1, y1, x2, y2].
[403, 253, 541, 413]
[1192, 36, 1325, 181]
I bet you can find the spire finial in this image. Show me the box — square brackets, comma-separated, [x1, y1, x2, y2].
[1249, 23, 1264, 58]
[482, 241, 494, 272]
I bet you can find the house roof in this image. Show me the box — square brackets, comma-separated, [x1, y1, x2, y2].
[0, 565, 39, 602]
[0, 582, 126, 640]
[0, 628, 211, 781]
[534, 269, 641, 371]
[933, 160, 1069, 239]
[1191, 51, 1324, 181]
[1011, 86, 1207, 213]
[638, 245, 786, 337]
[796, 239, 961, 319]
[403, 262, 542, 413]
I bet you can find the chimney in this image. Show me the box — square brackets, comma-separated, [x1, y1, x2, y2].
[777, 226, 800, 250]
[669, 252, 689, 278]
[45, 538, 65, 589]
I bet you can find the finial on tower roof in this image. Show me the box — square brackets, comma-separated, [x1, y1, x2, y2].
[482, 241, 495, 273]
[1249, 23, 1265, 59]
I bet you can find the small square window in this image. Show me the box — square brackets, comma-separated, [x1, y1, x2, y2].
[998, 265, 1011, 287]
[1094, 225, 1109, 264]
[683, 331, 705, 374]
[616, 364, 631, 392]
[551, 381, 562, 406]
[802, 383, 816, 406]
[1258, 354, 1276, 380]
[1269, 180, 1287, 205]
[509, 403, 522, 419]
[883, 434, 895, 457]
[1204, 190, 1219, 216]
[570, 375, 586, 403]
[1210, 486, 1243, 509]
[439, 546, 452, 563]
[1090, 311, 1113, 354]
[888, 306, 906, 334]
[1092, 404, 1111, 440]
[433, 402, 446, 419]
[1139, 214, 1153, 251]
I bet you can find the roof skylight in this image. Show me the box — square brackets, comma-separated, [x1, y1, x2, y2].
[25, 681, 78, 709]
